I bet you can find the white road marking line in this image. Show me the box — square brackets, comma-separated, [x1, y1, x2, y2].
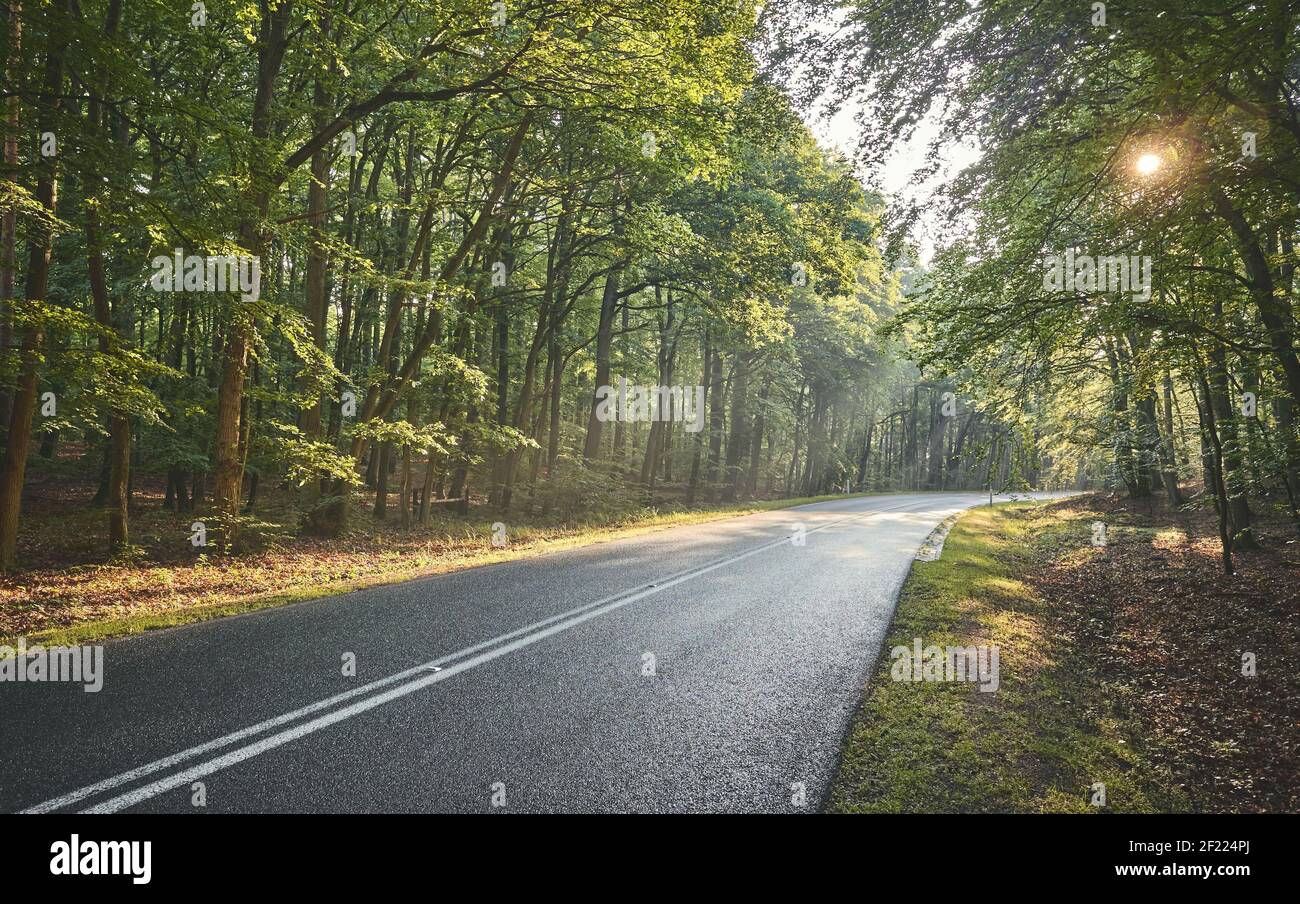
[22, 498, 939, 814]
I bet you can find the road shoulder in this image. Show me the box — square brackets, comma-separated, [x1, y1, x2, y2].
[2, 492, 894, 650]
[828, 495, 1298, 814]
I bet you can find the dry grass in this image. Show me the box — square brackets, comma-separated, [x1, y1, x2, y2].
[1, 465, 889, 647]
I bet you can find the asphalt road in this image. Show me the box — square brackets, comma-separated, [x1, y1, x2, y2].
[2, 491, 1062, 814]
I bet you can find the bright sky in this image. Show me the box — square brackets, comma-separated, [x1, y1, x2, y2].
[802, 92, 982, 264]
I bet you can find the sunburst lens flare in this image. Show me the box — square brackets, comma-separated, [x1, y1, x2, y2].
[1136, 152, 1162, 175]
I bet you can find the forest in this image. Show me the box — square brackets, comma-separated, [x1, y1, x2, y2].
[1, 0, 1297, 823]
[777, 0, 1300, 576]
[0, 0, 1046, 585]
[1, 0, 1297, 582]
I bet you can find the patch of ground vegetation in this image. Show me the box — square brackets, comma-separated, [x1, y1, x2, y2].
[0, 460, 890, 647]
[829, 494, 1299, 814]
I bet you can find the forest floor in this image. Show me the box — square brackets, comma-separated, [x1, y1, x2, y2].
[829, 493, 1300, 813]
[0, 452, 894, 647]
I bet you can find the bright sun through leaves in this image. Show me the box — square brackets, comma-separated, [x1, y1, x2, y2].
[1135, 152, 1162, 175]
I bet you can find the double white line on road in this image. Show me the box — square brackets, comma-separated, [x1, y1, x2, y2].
[22, 499, 936, 814]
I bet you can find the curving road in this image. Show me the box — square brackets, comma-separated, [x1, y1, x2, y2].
[2, 491, 1062, 814]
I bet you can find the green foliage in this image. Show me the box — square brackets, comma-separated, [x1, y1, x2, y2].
[258, 423, 364, 488]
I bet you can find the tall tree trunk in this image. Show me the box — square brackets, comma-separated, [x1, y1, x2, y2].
[746, 379, 768, 498]
[1212, 187, 1300, 487]
[300, 66, 333, 511]
[1103, 338, 1144, 497]
[925, 387, 947, 489]
[705, 349, 726, 494]
[582, 193, 629, 461]
[85, 0, 128, 553]
[489, 291, 509, 505]
[1159, 374, 1185, 507]
[0, 0, 21, 439]
[685, 329, 710, 505]
[546, 302, 563, 475]
[0, 13, 62, 571]
[856, 415, 873, 488]
[1207, 333, 1254, 545]
[640, 286, 675, 487]
[721, 353, 749, 503]
[374, 442, 391, 519]
[1194, 367, 1235, 576]
[211, 1, 291, 550]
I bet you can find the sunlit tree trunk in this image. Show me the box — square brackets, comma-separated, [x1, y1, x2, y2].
[0, 14, 61, 571]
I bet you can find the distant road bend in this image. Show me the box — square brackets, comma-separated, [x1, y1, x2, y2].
[3, 491, 1066, 814]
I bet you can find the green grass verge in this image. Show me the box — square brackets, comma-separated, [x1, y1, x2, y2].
[6, 489, 896, 650]
[827, 501, 1191, 814]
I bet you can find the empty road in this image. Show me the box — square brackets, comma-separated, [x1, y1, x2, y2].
[2, 491, 1059, 814]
